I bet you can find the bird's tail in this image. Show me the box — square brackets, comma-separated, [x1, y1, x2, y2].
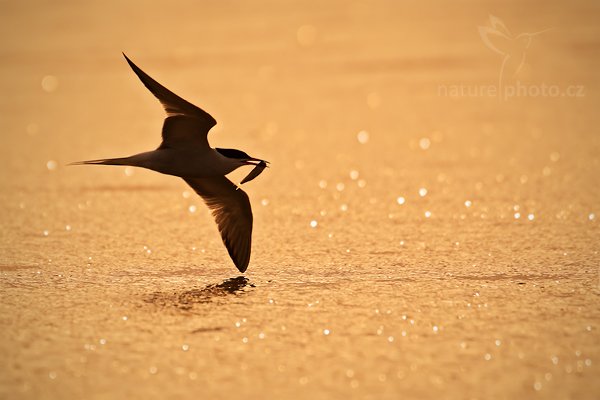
[69, 157, 132, 166]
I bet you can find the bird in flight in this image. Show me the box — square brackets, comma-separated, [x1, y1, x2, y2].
[72, 53, 268, 273]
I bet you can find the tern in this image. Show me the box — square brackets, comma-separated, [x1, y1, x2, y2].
[72, 54, 268, 273]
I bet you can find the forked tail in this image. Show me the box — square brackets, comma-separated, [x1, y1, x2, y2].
[69, 157, 132, 166]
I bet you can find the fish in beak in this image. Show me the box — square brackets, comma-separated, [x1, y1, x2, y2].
[241, 160, 268, 184]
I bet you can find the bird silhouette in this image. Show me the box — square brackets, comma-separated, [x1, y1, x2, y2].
[72, 54, 268, 273]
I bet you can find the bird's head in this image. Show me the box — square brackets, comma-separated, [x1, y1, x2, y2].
[216, 148, 269, 166]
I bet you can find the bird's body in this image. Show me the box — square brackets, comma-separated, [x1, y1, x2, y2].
[84, 148, 240, 178]
[73, 54, 268, 273]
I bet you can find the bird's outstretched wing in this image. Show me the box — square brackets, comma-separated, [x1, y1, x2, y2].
[123, 53, 217, 150]
[184, 176, 253, 273]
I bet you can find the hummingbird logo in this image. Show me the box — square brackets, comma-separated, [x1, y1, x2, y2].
[478, 15, 550, 90]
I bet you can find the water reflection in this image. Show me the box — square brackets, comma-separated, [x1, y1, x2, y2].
[146, 276, 254, 310]
[190, 276, 254, 297]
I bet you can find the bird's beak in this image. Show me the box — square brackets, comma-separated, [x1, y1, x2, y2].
[245, 158, 270, 166]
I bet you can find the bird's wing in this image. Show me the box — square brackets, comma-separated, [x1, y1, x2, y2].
[184, 176, 253, 273]
[123, 53, 216, 149]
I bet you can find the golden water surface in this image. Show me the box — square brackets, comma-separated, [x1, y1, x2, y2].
[1, 1, 599, 399]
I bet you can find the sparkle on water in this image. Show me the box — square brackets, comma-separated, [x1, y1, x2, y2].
[419, 188, 428, 197]
[542, 166, 552, 176]
[465, 200, 472, 208]
[357, 130, 370, 144]
[396, 196, 405, 205]
[41, 75, 59, 92]
[419, 137, 431, 150]
[310, 220, 318, 228]
[349, 170, 359, 180]
[424, 211, 432, 218]
[46, 160, 57, 171]
[188, 205, 197, 213]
